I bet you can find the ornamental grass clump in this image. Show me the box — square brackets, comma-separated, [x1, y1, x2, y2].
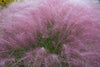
[0, 0, 100, 67]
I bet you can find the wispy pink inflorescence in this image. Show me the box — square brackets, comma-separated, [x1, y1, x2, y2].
[0, 0, 100, 67]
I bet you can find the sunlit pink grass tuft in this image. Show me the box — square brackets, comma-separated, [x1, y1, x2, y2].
[0, 0, 100, 67]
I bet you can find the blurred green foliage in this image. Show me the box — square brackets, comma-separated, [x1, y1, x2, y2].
[0, 0, 13, 7]
[0, 0, 22, 7]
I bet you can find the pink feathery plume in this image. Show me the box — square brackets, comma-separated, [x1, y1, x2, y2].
[0, 0, 100, 67]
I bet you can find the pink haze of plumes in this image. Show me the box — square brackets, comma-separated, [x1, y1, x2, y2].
[0, 0, 100, 67]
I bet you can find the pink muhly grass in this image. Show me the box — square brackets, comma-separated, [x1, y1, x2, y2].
[0, 0, 100, 67]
